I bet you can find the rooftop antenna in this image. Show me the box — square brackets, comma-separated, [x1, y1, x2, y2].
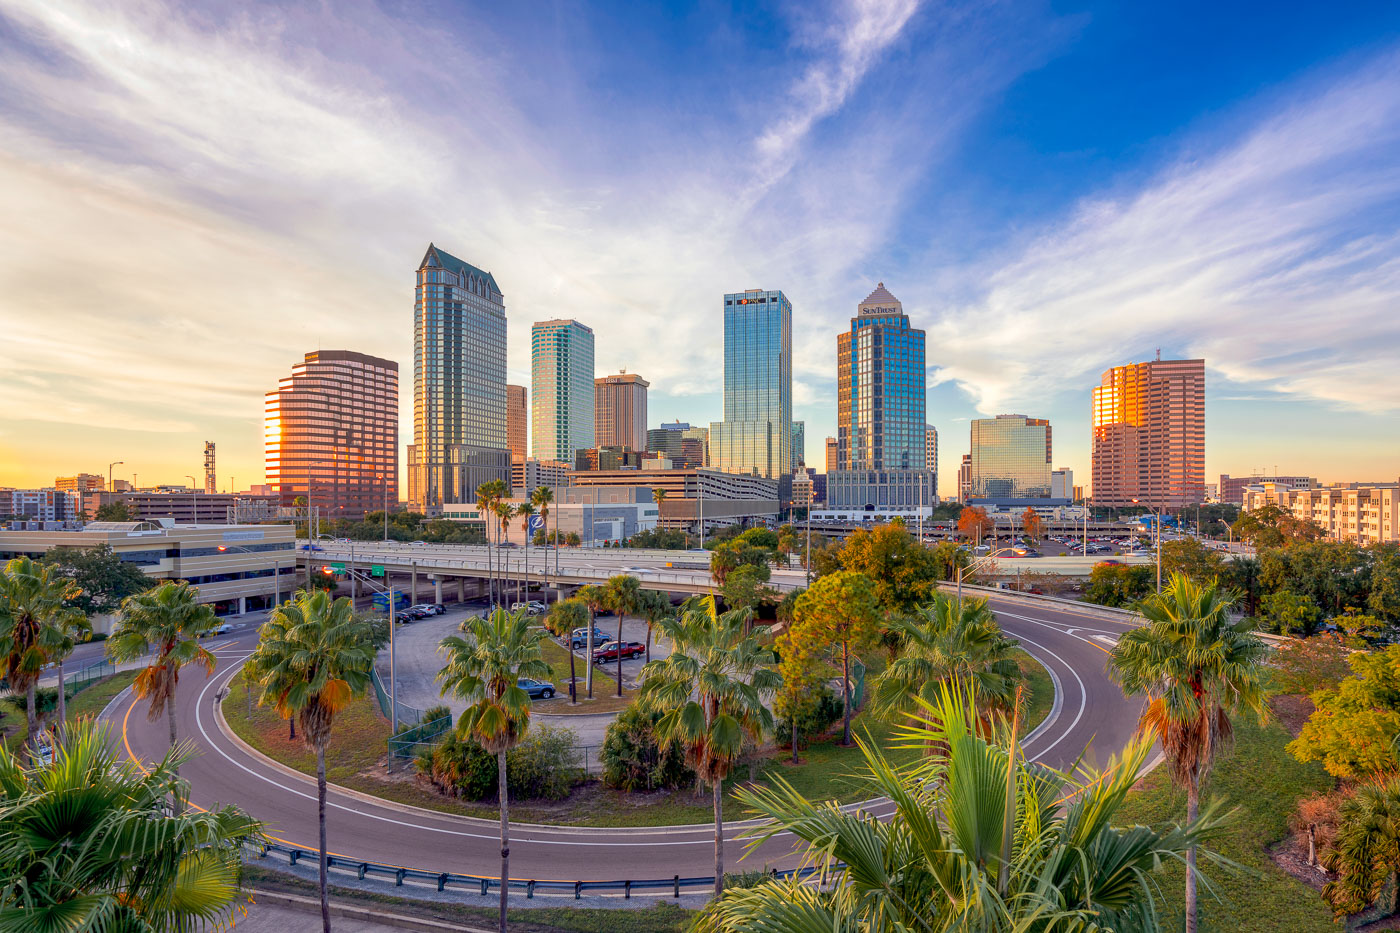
[1155, 348, 1161, 361]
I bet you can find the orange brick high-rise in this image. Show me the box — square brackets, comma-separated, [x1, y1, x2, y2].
[1091, 357, 1204, 509]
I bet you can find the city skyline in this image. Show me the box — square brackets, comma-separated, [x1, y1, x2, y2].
[2, 2, 1399, 493]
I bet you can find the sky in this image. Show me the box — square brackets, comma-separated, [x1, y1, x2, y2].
[1, 0, 1399, 497]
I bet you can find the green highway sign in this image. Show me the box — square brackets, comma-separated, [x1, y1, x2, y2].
[331, 562, 346, 571]
[370, 565, 385, 577]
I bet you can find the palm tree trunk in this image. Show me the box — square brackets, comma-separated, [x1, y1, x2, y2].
[1185, 775, 1199, 933]
[168, 698, 184, 813]
[791, 712, 799, 763]
[712, 778, 725, 899]
[24, 680, 38, 756]
[568, 639, 578, 704]
[498, 749, 510, 933]
[616, 612, 624, 698]
[645, 621, 652, 664]
[586, 611, 594, 699]
[841, 641, 852, 747]
[55, 659, 66, 745]
[317, 744, 330, 933]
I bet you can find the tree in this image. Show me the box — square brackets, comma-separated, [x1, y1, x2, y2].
[1271, 635, 1352, 695]
[1370, 544, 1400, 621]
[1020, 507, 1043, 543]
[565, 531, 581, 547]
[1260, 541, 1370, 617]
[1108, 573, 1268, 933]
[872, 592, 1021, 727]
[1290, 644, 1400, 779]
[1160, 538, 1226, 584]
[106, 580, 218, 779]
[39, 544, 152, 614]
[531, 485, 554, 592]
[544, 598, 589, 703]
[93, 500, 131, 522]
[436, 609, 551, 933]
[0, 557, 86, 754]
[835, 523, 941, 614]
[0, 719, 261, 932]
[1223, 554, 1264, 615]
[604, 574, 642, 697]
[600, 703, 693, 791]
[652, 486, 667, 513]
[636, 588, 671, 664]
[699, 682, 1224, 933]
[928, 540, 970, 581]
[720, 564, 775, 617]
[1231, 504, 1327, 549]
[576, 584, 609, 699]
[774, 603, 826, 763]
[791, 571, 882, 746]
[1258, 590, 1323, 636]
[957, 505, 993, 543]
[476, 481, 502, 603]
[638, 600, 779, 897]
[1322, 777, 1400, 919]
[1084, 562, 1153, 607]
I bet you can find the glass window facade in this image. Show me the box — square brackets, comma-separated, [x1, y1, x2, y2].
[969, 414, 1052, 499]
[531, 320, 596, 463]
[1091, 358, 1205, 508]
[710, 290, 792, 483]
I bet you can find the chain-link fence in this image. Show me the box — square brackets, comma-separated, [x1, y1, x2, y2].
[64, 657, 117, 697]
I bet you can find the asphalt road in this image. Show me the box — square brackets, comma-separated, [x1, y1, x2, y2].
[103, 594, 1143, 890]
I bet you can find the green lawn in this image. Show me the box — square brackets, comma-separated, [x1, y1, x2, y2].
[530, 639, 634, 714]
[1116, 711, 1335, 933]
[2, 670, 138, 753]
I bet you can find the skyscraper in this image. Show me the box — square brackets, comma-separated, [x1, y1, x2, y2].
[969, 414, 1052, 499]
[265, 350, 398, 518]
[828, 284, 932, 510]
[594, 371, 649, 451]
[1091, 357, 1205, 508]
[926, 425, 938, 499]
[824, 436, 838, 474]
[791, 421, 805, 470]
[532, 319, 595, 463]
[407, 244, 510, 511]
[710, 289, 792, 491]
[957, 454, 973, 503]
[506, 384, 528, 463]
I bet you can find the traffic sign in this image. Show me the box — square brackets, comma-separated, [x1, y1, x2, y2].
[331, 562, 346, 571]
[370, 565, 385, 577]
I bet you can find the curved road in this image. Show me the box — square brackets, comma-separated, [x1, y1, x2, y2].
[103, 594, 1143, 887]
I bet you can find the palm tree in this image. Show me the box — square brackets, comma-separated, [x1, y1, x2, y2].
[476, 481, 498, 604]
[871, 591, 1021, 729]
[518, 502, 537, 606]
[437, 609, 552, 933]
[245, 590, 374, 933]
[495, 501, 516, 603]
[1109, 572, 1268, 933]
[604, 575, 642, 697]
[576, 583, 609, 699]
[637, 589, 672, 664]
[698, 681, 1225, 932]
[106, 580, 218, 775]
[0, 557, 85, 754]
[639, 599, 780, 897]
[545, 598, 589, 703]
[0, 719, 261, 932]
[1323, 776, 1400, 918]
[530, 485, 555, 598]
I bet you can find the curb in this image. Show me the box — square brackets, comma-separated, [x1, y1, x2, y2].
[250, 888, 494, 933]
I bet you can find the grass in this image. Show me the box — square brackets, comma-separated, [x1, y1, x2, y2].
[2, 670, 138, 752]
[530, 639, 635, 715]
[224, 679, 388, 783]
[1116, 710, 1335, 933]
[243, 864, 694, 933]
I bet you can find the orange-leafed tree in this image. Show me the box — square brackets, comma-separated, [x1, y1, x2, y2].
[1020, 508, 1044, 543]
[958, 506, 994, 544]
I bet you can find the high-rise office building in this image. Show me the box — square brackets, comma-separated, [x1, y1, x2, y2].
[1091, 357, 1205, 508]
[926, 425, 938, 501]
[791, 421, 805, 470]
[506, 384, 528, 463]
[407, 244, 510, 511]
[828, 284, 932, 511]
[532, 320, 595, 464]
[1051, 468, 1074, 500]
[594, 372, 649, 451]
[265, 350, 398, 518]
[710, 289, 792, 493]
[957, 454, 973, 503]
[969, 414, 1052, 499]
[824, 436, 838, 474]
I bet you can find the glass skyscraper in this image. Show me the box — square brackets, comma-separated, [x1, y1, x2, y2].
[969, 414, 1052, 499]
[531, 319, 595, 464]
[407, 244, 510, 511]
[828, 284, 933, 511]
[710, 289, 792, 491]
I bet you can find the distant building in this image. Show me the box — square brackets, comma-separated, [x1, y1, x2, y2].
[1091, 357, 1205, 508]
[1219, 473, 1316, 506]
[594, 372, 649, 452]
[574, 446, 642, 472]
[54, 474, 105, 494]
[571, 468, 780, 531]
[791, 421, 805, 470]
[1051, 468, 1074, 501]
[957, 454, 973, 503]
[1244, 481, 1399, 545]
[926, 426, 938, 501]
[969, 415, 1051, 499]
[646, 421, 707, 468]
[532, 319, 595, 464]
[114, 492, 281, 525]
[511, 458, 572, 497]
[791, 469, 815, 507]
[407, 244, 510, 510]
[1, 489, 80, 525]
[710, 289, 792, 493]
[825, 436, 838, 474]
[506, 384, 529, 463]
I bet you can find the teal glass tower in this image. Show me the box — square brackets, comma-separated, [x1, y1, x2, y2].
[710, 289, 792, 491]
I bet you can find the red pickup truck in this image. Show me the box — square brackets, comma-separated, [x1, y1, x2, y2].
[592, 641, 646, 663]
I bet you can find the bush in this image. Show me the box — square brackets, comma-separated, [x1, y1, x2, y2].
[600, 705, 694, 792]
[774, 684, 843, 749]
[417, 724, 581, 801]
[420, 704, 452, 725]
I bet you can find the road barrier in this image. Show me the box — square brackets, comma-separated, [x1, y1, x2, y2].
[251, 839, 822, 899]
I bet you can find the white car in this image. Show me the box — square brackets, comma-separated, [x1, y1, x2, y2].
[203, 622, 233, 637]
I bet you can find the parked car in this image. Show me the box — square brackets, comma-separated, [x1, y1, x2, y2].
[410, 604, 444, 616]
[569, 627, 614, 649]
[518, 678, 557, 699]
[511, 601, 546, 615]
[398, 607, 426, 621]
[593, 640, 646, 663]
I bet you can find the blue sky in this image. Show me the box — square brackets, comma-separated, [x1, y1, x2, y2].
[1, 0, 1398, 495]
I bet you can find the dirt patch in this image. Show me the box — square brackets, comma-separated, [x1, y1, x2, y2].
[1270, 693, 1315, 738]
[1268, 834, 1329, 893]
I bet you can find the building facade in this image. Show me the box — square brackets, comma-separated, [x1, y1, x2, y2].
[594, 372, 649, 451]
[1, 489, 80, 525]
[1243, 481, 1400, 545]
[926, 425, 938, 500]
[55, 474, 105, 494]
[511, 458, 573, 496]
[264, 350, 398, 519]
[531, 319, 595, 464]
[1051, 468, 1075, 501]
[957, 454, 973, 503]
[1091, 357, 1205, 508]
[710, 289, 792, 490]
[1219, 473, 1316, 506]
[825, 436, 838, 474]
[969, 415, 1052, 499]
[571, 468, 780, 531]
[407, 244, 510, 510]
[828, 284, 933, 513]
[574, 446, 642, 471]
[791, 421, 805, 469]
[506, 384, 528, 463]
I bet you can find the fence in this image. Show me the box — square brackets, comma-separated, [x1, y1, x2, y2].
[251, 838, 825, 899]
[64, 657, 116, 697]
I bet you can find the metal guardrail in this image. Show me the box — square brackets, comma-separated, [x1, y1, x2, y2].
[252, 839, 823, 899]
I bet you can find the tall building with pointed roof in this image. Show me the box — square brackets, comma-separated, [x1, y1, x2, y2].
[828, 283, 933, 513]
[407, 244, 510, 511]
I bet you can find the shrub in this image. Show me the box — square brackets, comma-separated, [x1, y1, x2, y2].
[417, 724, 581, 801]
[774, 684, 843, 749]
[600, 705, 694, 791]
[420, 704, 452, 725]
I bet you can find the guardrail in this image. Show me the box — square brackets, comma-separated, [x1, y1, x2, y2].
[251, 839, 822, 899]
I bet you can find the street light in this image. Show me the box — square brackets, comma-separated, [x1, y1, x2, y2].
[217, 543, 282, 612]
[956, 546, 1022, 603]
[330, 564, 401, 744]
[108, 461, 124, 493]
[1131, 498, 1163, 594]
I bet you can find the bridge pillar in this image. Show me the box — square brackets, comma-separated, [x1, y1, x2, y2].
[457, 577, 465, 603]
[434, 578, 443, 604]
[411, 562, 418, 602]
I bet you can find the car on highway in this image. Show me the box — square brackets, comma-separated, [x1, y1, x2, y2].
[592, 640, 646, 663]
[618, 567, 651, 574]
[517, 678, 557, 699]
[569, 627, 614, 649]
[1012, 547, 1040, 557]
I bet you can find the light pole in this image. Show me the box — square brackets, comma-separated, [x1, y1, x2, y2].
[956, 546, 1022, 603]
[108, 461, 124, 493]
[1132, 498, 1163, 593]
[217, 543, 280, 613]
[329, 564, 401, 742]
